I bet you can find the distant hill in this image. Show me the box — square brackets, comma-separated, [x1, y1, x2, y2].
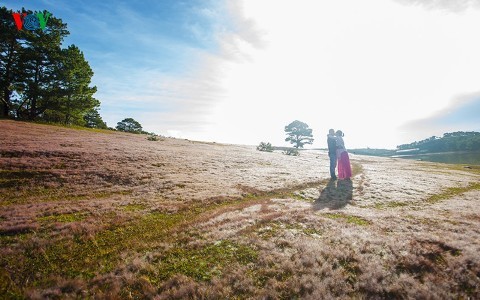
[397, 131, 480, 153]
[348, 131, 480, 158]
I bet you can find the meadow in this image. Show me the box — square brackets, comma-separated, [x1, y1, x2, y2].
[1, 120, 479, 299]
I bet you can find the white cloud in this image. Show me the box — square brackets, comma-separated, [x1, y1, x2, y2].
[99, 52, 228, 134]
[393, 0, 480, 12]
[97, 0, 480, 148]
[400, 92, 480, 140]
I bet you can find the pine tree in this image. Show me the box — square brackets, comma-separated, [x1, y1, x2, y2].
[56, 45, 98, 125]
[15, 8, 69, 120]
[0, 6, 25, 117]
[284, 120, 314, 149]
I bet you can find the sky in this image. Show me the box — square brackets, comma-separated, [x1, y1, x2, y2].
[2, 0, 480, 149]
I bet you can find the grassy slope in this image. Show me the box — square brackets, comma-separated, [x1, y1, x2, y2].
[1, 120, 479, 299]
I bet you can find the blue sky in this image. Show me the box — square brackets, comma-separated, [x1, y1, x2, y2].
[2, 0, 480, 148]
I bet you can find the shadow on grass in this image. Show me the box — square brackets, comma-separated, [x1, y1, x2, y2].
[312, 178, 353, 210]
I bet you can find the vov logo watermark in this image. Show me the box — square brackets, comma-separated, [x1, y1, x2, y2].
[12, 11, 51, 31]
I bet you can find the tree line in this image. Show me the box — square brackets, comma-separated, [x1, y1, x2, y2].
[397, 131, 480, 152]
[0, 7, 107, 129]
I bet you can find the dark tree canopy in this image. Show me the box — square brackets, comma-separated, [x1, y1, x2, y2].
[284, 120, 314, 149]
[116, 118, 143, 134]
[84, 109, 107, 129]
[0, 6, 105, 128]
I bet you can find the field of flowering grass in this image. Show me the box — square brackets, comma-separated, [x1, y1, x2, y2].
[1, 120, 479, 299]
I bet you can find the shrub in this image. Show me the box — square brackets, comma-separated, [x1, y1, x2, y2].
[147, 134, 164, 141]
[283, 148, 299, 156]
[257, 142, 274, 152]
[147, 135, 159, 141]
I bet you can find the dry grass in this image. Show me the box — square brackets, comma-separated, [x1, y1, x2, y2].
[1, 120, 479, 298]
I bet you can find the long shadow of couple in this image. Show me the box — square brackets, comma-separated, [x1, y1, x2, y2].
[312, 179, 353, 210]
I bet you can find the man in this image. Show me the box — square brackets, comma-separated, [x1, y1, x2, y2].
[327, 129, 337, 180]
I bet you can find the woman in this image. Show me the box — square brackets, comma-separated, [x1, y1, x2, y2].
[335, 130, 352, 180]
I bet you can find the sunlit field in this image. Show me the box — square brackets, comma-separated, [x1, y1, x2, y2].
[1, 120, 479, 299]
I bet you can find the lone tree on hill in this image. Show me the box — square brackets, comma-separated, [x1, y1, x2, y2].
[116, 118, 142, 133]
[284, 120, 314, 149]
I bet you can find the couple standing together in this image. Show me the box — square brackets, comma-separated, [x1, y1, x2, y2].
[327, 129, 352, 180]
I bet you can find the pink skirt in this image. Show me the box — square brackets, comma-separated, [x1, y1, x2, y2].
[337, 151, 352, 179]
